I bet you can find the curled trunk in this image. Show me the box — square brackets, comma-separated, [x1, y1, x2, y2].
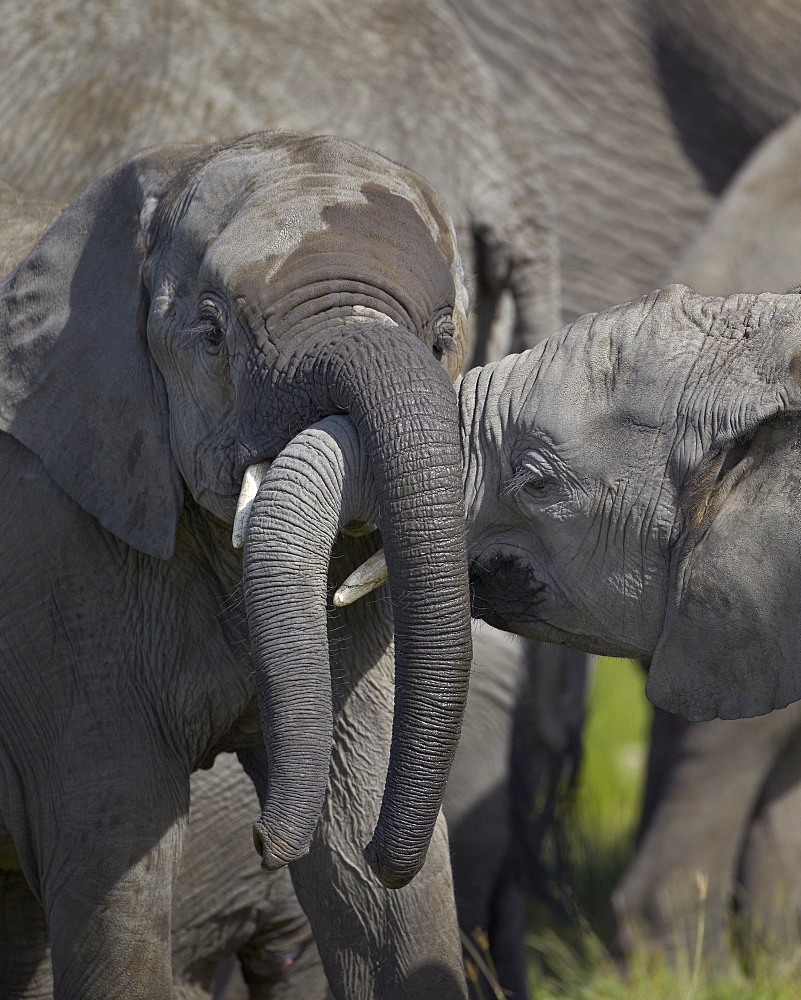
[242, 325, 472, 888]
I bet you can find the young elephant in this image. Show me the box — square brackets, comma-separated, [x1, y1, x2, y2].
[616, 111, 801, 969]
[0, 134, 473, 1000]
[330, 279, 801, 723]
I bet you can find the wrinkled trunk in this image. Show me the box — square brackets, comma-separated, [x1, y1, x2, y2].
[242, 325, 472, 888]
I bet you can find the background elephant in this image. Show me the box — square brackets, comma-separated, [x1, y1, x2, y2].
[444, 625, 587, 1000]
[0, 0, 559, 366]
[0, 134, 474, 999]
[445, 0, 801, 321]
[2, 753, 326, 1000]
[615, 110, 801, 970]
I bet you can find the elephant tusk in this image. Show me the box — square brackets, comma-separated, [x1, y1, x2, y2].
[232, 461, 272, 548]
[332, 548, 388, 606]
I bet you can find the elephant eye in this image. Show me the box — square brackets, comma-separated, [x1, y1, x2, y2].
[505, 466, 559, 503]
[197, 304, 226, 355]
[523, 475, 556, 496]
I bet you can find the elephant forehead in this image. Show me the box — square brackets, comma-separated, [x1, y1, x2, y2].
[201, 183, 457, 329]
[178, 133, 457, 262]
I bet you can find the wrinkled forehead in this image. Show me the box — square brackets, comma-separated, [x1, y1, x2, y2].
[166, 137, 464, 300]
[514, 285, 801, 467]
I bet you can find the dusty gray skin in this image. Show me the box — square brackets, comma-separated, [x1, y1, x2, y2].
[446, 0, 801, 321]
[675, 113, 801, 298]
[615, 115, 801, 970]
[457, 281, 801, 724]
[0, 0, 559, 364]
[1, 755, 326, 1000]
[0, 135, 472, 999]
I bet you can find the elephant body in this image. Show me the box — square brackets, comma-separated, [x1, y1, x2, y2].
[446, 0, 801, 321]
[446, 626, 586, 1000]
[615, 111, 801, 969]
[0, 0, 559, 362]
[0, 135, 474, 1000]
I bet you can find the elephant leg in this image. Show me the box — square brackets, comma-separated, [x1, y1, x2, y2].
[486, 861, 527, 1000]
[0, 867, 53, 1000]
[736, 728, 801, 959]
[283, 645, 467, 1000]
[614, 703, 801, 970]
[6, 726, 189, 1000]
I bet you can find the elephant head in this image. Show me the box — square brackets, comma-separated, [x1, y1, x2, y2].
[451, 282, 801, 722]
[0, 132, 473, 889]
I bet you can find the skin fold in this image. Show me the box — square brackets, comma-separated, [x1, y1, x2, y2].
[615, 112, 801, 970]
[0, 137, 473, 1000]
[0, 0, 560, 365]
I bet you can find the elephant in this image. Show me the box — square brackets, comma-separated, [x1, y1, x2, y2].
[0, 133, 475, 1000]
[0, 0, 560, 367]
[2, 753, 326, 1000]
[445, 0, 801, 322]
[615, 110, 801, 970]
[7, 131, 801, 1000]
[445, 626, 587, 1000]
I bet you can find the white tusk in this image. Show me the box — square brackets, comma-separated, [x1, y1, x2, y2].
[232, 461, 272, 549]
[333, 549, 388, 607]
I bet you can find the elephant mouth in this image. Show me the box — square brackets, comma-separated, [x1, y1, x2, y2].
[468, 550, 549, 628]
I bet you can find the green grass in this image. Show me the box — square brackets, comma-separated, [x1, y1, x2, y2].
[522, 657, 801, 1000]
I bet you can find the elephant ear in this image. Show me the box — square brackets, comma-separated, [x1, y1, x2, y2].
[647, 417, 801, 721]
[0, 146, 202, 559]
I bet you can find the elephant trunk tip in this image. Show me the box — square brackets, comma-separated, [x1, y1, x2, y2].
[362, 837, 423, 890]
[252, 820, 311, 871]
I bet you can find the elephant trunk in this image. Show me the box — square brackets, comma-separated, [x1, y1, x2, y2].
[243, 416, 377, 869]
[242, 324, 473, 888]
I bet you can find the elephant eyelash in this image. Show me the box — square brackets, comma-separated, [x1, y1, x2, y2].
[504, 466, 555, 497]
[179, 318, 226, 353]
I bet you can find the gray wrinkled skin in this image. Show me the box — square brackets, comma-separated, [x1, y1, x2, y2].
[0, 138, 472, 1000]
[0, 0, 559, 362]
[460, 281, 801, 722]
[1, 755, 326, 1000]
[446, 0, 801, 322]
[615, 117, 801, 971]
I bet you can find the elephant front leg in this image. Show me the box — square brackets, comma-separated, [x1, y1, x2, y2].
[7, 734, 189, 1000]
[284, 653, 468, 1000]
[0, 867, 52, 1000]
[614, 704, 801, 970]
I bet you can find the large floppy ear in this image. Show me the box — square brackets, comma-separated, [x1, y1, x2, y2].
[0, 145, 206, 559]
[647, 416, 801, 721]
